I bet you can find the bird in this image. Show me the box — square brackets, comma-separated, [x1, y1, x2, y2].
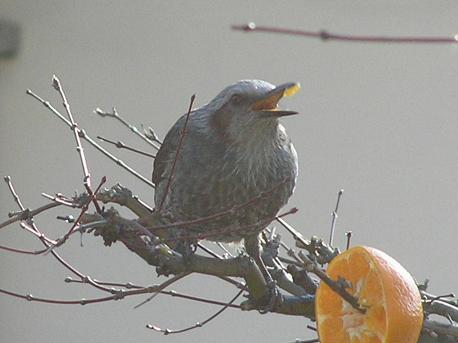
[151, 80, 299, 290]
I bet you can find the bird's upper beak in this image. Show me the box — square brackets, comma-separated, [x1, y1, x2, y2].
[252, 82, 300, 118]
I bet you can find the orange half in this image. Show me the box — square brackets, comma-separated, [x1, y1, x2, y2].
[316, 246, 423, 343]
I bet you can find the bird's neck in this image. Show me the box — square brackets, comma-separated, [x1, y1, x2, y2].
[227, 121, 287, 176]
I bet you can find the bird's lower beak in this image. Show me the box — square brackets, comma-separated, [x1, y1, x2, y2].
[252, 82, 300, 118]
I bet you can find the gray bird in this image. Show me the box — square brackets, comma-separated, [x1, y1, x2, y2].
[152, 80, 299, 283]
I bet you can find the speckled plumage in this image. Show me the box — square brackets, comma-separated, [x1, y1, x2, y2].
[153, 80, 298, 242]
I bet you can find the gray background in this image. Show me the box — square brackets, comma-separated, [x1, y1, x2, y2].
[1, 1, 457, 342]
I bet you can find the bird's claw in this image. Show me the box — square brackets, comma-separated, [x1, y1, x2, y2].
[258, 280, 280, 314]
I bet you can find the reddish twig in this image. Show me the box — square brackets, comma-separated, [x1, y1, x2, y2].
[53, 176, 107, 248]
[19, 222, 57, 244]
[232, 23, 458, 44]
[146, 289, 243, 335]
[157, 94, 195, 213]
[3, 176, 112, 293]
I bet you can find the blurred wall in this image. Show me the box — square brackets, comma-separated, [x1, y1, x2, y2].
[1, 1, 457, 342]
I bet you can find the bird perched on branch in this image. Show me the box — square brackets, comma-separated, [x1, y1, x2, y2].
[152, 80, 300, 294]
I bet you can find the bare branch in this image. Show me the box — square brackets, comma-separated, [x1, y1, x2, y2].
[3, 176, 113, 293]
[233, 23, 458, 44]
[97, 136, 156, 158]
[52, 75, 92, 190]
[25, 89, 155, 188]
[0, 244, 48, 255]
[146, 290, 243, 335]
[0, 198, 62, 230]
[94, 107, 161, 150]
[328, 189, 343, 246]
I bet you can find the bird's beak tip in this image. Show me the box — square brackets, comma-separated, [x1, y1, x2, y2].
[252, 82, 300, 117]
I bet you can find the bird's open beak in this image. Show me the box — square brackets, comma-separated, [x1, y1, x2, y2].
[252, 82, 300, 118]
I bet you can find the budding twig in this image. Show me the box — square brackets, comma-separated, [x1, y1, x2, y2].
[233, 23, 458, 44]
[94, 107, 161, 150]
[52, 75, 92, 190]
[66, 277, 243, 308]
[97, 136, 156, 158]
[134, 272, 191, 309]
[26, 88, 155, 188]
[0, 195, 62, 230]
[3, 176, 112, 293]
[329, 189, 344, 246]
[146, 290, 243, 335]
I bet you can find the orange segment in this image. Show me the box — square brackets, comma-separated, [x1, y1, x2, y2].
[315, 246, 423, 343]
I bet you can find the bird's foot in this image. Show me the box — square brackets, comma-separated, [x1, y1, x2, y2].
[176, 239, 197, 268]
[258, 279, 280, 314]
[240, 279, 281, 313]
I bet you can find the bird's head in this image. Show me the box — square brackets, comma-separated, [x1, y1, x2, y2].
[204, 80, 300, 144]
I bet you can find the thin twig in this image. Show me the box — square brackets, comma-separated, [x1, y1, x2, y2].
[52, 75, 92, 189]
[0, 283, 240, 308]
[157, 94, 195, 212]
[291, 339, 319, 343]
[94, 107, 161, 150]
[144, 127, 163, 145]
[345, 231, 352, 250]
[216, 242, 234, 258]
[66, 277, 243, 308]
[299, 252, 366, 314]
[133, 272, 191, 309]
[50, 177, 107, 249]
[97, 136, 156, 158]
[275, 217, 309, 248]
[3, 176, 113, 293]
[0, 244, 49, 255]
[26, 89, 155, 188]
[41, 193, 80, 208]
[0, 197, 62, 230]
[146, 289, 243, 335]
[329, 189, 343, 246]
[232, 23, 458, 44]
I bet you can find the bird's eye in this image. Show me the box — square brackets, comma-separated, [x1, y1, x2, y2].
[230, 94, 242, 104]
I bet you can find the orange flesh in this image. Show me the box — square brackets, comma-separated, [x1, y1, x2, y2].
[315, 246, 423, 343]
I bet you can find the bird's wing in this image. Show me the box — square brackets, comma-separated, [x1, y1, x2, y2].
[152, 113, 187, 188]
